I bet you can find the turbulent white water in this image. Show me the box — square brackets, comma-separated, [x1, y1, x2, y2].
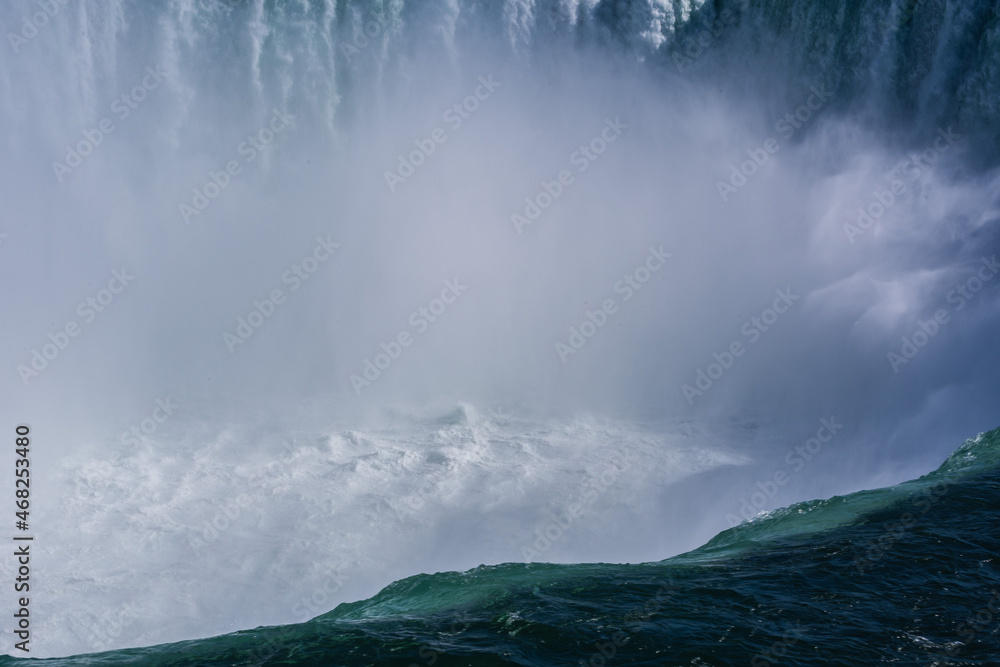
[24, 404, 754, 655]
[2, 0, 999, 657]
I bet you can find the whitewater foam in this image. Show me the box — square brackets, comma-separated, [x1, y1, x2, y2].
[2, 405, 744, 656]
